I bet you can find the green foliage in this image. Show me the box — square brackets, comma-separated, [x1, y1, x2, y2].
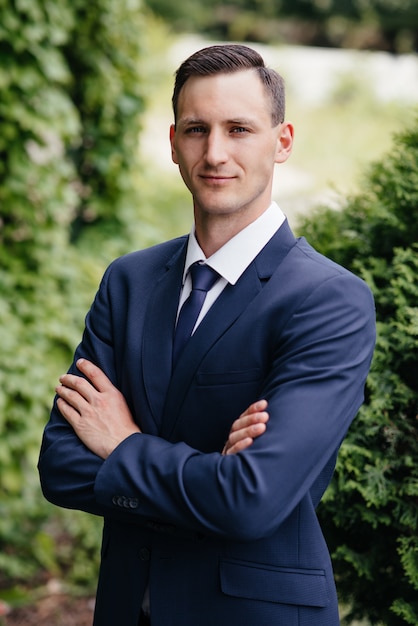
[0, 0, 147, 597]
[143, 0, 418, 52]
[64, 0, 146, 248]
[298, 118, 418, 624]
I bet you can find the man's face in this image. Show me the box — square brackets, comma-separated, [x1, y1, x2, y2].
[170, 69, 293, 226]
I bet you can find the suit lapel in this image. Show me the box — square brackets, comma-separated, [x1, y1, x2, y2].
[159, 220, 297, 440]
[253, 219, 297, 280]
[141, 241, 187, 429]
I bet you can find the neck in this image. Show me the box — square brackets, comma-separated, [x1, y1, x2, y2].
[194, 205, 271, 258]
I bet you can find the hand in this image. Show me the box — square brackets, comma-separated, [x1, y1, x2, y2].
[222, 400, 269, 455]
[55, 358, 140, 460]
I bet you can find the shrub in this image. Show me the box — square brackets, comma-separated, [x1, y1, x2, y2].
[0, 0, 145, 592]
[298, 118, 418, 625]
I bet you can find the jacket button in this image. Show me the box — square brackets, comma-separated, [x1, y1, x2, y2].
[139, 547, 150, 561]
[129, 498, 139, 509]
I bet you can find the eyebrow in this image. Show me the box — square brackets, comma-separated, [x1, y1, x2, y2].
[177, 118, 205, 128]
[178, 117, 258, 129]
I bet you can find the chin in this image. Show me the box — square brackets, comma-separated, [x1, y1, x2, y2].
[195, 195, 240, 215]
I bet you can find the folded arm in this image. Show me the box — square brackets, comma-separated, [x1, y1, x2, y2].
[39, 268, 375, 539]
[55, 357, 268, 460]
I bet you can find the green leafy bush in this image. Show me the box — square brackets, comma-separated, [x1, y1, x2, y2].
[298, 118, 418, 625]
[63, 0, 146, 249]
[144, 0, 418, 52]
[0, 0, 146, 594]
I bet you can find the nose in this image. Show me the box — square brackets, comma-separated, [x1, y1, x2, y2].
[204, 129, 228, 166]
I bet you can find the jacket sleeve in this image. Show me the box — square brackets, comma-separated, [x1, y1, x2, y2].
[40, 266, 375, 541]
[39, 262, 123, 519]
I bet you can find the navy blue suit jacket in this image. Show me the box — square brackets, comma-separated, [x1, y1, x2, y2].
[39, 221, 375, 626]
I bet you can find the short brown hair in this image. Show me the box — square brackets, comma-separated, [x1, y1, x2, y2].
[172, 44, 286, 127]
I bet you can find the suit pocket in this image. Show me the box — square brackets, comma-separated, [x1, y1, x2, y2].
[220, 558, 329, 608]
[197, 368, 262, 387]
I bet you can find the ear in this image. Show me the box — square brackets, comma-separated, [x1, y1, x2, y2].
[275, 122, 294, 164]
[169, 124, 179, 165]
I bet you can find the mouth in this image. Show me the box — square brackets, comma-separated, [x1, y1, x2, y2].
[199, 174, 236, 184]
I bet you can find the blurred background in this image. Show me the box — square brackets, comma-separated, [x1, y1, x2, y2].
[140, 32, 418, 226]
[1, 1, 418, 624]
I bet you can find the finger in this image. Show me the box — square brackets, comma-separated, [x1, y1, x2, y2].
[241, 399, 268, 417]
[228, 422, 267, 447]
[56, 382, 89, 413]
[224, 437, 253, 455]
[75, 358, 113, 393]
[56, 397, 81, 426]
[229, 410, 269, 434]
[232, 399, 268, 429]
[58, 373, 96, 404]
[223, 422, 267, 455]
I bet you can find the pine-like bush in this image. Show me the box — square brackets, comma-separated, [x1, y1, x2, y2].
[298, 118, 418, 625]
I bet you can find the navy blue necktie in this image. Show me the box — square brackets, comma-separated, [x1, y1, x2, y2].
[173, 262, 219, 365]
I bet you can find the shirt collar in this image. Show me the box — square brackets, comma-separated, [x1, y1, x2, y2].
[183, 202, 286, 285]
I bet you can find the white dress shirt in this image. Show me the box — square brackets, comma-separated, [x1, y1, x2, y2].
[177, 201, 286, 332]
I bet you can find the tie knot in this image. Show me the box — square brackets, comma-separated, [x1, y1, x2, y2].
[189, 263, 219, 293]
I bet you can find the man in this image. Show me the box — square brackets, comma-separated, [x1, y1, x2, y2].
[38, 44, 376, 625]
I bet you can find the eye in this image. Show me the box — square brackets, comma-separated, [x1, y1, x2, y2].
[186, 126, 206, 134]
[231, 127, 249, 134]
